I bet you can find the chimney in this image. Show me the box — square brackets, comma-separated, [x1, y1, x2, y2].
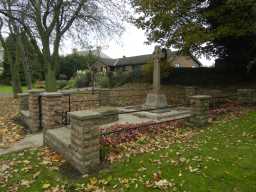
[96, 46, 102, 57]
[72, 48, 78, 54]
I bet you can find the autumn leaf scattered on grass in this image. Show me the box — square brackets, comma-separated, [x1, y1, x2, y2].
[0, 97, 25, 148]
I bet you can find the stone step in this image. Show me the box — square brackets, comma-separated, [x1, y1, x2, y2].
[44, 127, 71, 161]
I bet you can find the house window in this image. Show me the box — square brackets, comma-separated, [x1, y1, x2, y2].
[175, 63, 182, 68]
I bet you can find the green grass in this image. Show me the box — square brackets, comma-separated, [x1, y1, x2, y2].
[1, 112, 256, 191]
[0, 84, 28, 94]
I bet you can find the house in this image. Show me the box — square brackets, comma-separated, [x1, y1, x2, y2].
[97, 51, 202, 73]
[73, 48, 202, 75]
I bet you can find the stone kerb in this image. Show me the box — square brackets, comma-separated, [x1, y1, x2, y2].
[68, 107, 118, 174]
[237, 89, 255, 105]
[18, 93, 29, 111]
[28, 89, 44, 133]
[188, 95, 211, 128]
[41, 92, 64, 131]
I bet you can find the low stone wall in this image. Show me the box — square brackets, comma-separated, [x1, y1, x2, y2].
[44, 107, 118, 174]
[18, 93, 29, 111]
[237, 89, 256, 105]
[19, 87, 247, 132]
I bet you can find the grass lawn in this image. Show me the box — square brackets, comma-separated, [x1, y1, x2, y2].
[1, 111, 256, 191]
[0, 84, 28, 94]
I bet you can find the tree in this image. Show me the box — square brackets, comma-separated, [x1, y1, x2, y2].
[0, 15, 23, 97]
[131, 0, 256, 70]
[58, 53, 97, 80]
[205, 0, 256, 72]
[0, 0, 125, 92]
[131, 0, 208, 54]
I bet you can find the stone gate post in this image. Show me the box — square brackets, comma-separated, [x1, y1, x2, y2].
[18, 93, 29, 111]
[28, 90, 44, 132]
[188, 95, 211, 128]
[41, 92, 64, 131]
[68, 108, 118, 174]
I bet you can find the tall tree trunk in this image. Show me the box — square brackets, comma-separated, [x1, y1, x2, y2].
[18, 35, 33, 90]
[46, 62, 57, 92]
[7, 41, 22, 97]
[42, 38, 57, 92]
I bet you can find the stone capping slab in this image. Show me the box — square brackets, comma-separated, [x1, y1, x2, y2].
[40, 92, 63, 97]
[28, 89, 45, 95]
[69, 107, 119, 121]
[21, 110, 30, 118]
[18, 93, 29, 96]
[190, 95, 212, 100]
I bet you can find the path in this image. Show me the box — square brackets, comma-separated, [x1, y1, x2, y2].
[0, 93, 13, 97]
[0, 133, 43, 156]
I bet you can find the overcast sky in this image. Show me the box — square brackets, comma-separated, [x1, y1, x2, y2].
[61, 22, 215, 67]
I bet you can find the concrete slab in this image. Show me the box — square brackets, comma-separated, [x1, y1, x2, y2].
[0, 133, 43, 156]
[119, 106, 191, 121]
[135, 107, 191, 120]
[46, 127, 71, 146]
[44, 127, 71, 162]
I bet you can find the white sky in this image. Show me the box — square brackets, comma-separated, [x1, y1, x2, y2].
[61, 22, 215, 67]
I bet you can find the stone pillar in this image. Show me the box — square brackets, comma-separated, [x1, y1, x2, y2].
[28, 90, 44, 133]
[18, 93, 29, 111]
[188, 95, 211, 128]
[41, 92, 63, 130]
[185, 86, 197, 98]
[68, 107, 118, 174]
[185, 86, 197, 104]
[237, 89, 255, 105]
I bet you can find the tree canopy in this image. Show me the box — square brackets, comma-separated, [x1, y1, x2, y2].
[131, 0, 256, 70]
[0, 0, 125, 91]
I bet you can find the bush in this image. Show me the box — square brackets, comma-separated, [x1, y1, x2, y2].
[65, 70, 91, 88]
[112, 71, 131, 87]
[58, 54, 97, 80]
[96, 72, 111, 88]
[75, 70, 92, 88]
[96, 71, 131, 88]
[143, 59, 172, 82]
[57, 80, 68, 89]
[64, 78, 76, 89]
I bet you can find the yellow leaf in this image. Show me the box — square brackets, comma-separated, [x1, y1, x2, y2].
[42, 183, 51, 189]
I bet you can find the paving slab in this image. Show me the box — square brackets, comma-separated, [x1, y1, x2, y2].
[0, 133, 43, 156]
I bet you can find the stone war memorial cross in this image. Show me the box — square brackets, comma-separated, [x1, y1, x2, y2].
[144, 46, 168, 109]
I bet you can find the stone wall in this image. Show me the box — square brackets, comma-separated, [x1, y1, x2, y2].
[69, 108, 118, 174]
[41, 92, 63, 130]
[28, 90, 44, 132]
[237, 89, 256, 105]
[20, 87, 239, 132]
[18, 93, 29, 111]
